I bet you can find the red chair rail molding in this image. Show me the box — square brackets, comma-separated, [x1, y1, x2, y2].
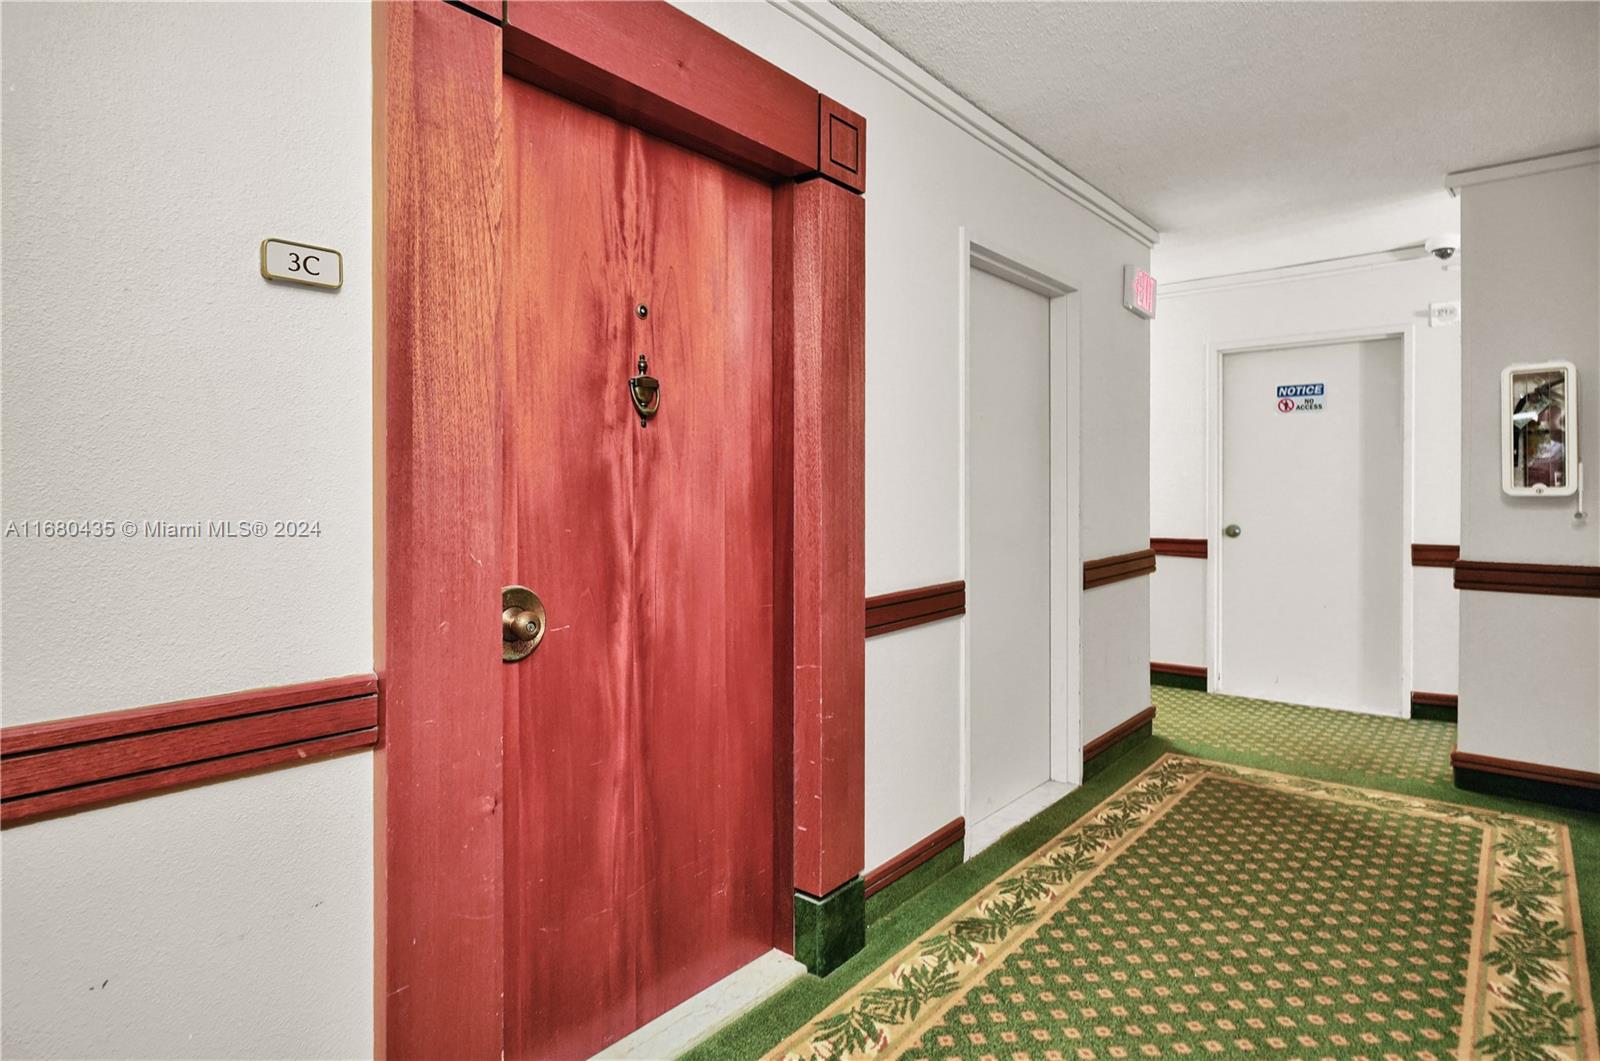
[1411, 543, 1460, 568]
[0, 674, 379, 824]
[865, 581, 965, 637]
[1454, 559, 1600, 597]
[1083, 548, 1157, 589]
[1150, 537, 1206, 559]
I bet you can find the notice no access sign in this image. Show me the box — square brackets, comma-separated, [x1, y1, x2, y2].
[1276, 383, 1326, 413]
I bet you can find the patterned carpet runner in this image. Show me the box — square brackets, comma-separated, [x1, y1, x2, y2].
[1153, 687, 1457, 785]
[769, 756, 1594, 1060]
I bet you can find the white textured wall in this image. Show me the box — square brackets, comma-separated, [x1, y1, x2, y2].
[1457, 162, 1599, 771]
[1149, 194, 1462, 699]
[862, 623, 963, 868]
[1412, 567, 1460, 696]
[1, 3, 374, 1057]
[1, 759, 373, 1060]
[1149, 555, 1206, 668]
[678, 2, 1152, 861]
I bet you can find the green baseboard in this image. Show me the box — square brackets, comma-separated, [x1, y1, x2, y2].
[1411, 701, 1458, 722]
[1151, 668, 1206, 691]
[1083, 720, 1153, 781]
[1454, 766, 1600, 813]
[866, 840, 963, 925]
[794, 877, 865, 976]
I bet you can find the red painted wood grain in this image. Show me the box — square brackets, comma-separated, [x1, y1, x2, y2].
[818, 94, 866, 193]
[0, 676, 378, 824]
[0, 674, 375, 756]
[632, 107, 779, 1025]
[779, 178, 867, 898]
[501, 80, 780, 1058]
[374, 3, 505, 1058]
[3, 699, 376, 799]
[3, 730, 377, 825]
[503, 1, 819, 180]
[502, 78, 639, 1057]
[452, 0, 502, 21]
[379, 4, 866, 1053]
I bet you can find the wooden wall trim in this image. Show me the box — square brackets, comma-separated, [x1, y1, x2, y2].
[502, 0, 822, 182]
[1083, 548, 1157, 590]
[1151, 662, 1206, 679]
[1084, 705, 1156, 762]
[1454, 559, 1600, 598]
[375, 3, 506, 1056]
[381, 3, 867, 1047]
[781, 175, 867, 900]
[1412, 543, 1460, 568]
[1150, 537, 1207, 559]
[865, 581, 965, 637]
[449, 0, 503, 22]
[1, 676, 378, 824]
[863, 817, 964, 898]
[1412, 691, 1459, 709]
[818, 94, 866, 193]
[1451, 749, 1600, 790]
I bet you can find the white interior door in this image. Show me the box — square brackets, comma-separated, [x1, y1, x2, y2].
[1218, 337, 1403, 714]
[967, 266, 1052, 822]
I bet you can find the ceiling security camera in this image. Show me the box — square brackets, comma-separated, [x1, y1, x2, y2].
[1425, 234, 1460, 261]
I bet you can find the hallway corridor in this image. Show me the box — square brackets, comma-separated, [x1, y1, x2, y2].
[693, 691, 1599, 1060]
[3, 4, 1596, 1057]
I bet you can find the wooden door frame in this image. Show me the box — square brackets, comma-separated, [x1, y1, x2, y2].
[374, 2, 867, 1056]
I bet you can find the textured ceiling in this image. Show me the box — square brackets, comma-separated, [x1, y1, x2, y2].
[835, 1, 1600, 238]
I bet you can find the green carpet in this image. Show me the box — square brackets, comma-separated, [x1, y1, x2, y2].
[1154, 686, 1457, 786]
[686, 690, 1600, 1061]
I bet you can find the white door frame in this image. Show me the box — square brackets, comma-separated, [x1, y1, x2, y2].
[957, 228, 1084, 823]
[1204, 324, 1416, 718]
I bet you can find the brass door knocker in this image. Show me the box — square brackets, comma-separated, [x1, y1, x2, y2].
[629, 355, 660, 426]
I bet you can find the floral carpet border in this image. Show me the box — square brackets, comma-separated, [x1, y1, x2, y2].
[767, 754, 1597, 1060]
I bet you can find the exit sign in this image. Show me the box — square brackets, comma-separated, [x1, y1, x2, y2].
[1123, 266, 1156, 319]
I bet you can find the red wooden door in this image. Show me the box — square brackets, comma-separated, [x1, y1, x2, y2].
[501, 79, 779, 1059]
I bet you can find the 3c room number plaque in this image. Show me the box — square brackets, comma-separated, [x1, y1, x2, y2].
[260, 238, 343, 290]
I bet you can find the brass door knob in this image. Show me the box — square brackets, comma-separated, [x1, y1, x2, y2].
[502, 585, 547, 662]
[505, 609, 541, 640]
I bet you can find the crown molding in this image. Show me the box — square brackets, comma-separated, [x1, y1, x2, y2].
[769, 1, 1159, 248]
[1162, 244, 1433, 298]
[1447, 147, 1599, 194]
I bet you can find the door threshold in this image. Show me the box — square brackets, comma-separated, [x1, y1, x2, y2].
[966, 779, 1076, 861]
[592, 949, 806, 1059]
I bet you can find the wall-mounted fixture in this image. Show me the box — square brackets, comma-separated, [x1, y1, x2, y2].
[1425, 233, 1460, 261]
[1501, 361, 1577, 497]
[1122, 265, 1156, 319]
